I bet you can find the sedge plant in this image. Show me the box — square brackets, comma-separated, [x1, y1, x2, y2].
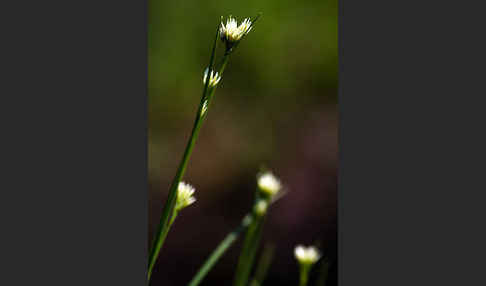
[149, 14, 329, 286]
[147, 14, 261, 283]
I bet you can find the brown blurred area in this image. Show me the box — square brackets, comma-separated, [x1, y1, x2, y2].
[149, 0, 337, 285]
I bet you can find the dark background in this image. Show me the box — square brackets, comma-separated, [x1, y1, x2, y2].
[148, 0, 338, 285]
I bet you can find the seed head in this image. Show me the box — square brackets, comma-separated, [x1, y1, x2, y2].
[219, 16, 252, 46]
[257, 171, 282, 197]
[176, 182, 196, 211]
[203, 68, 221, 87]
[294, 245, 321, 265]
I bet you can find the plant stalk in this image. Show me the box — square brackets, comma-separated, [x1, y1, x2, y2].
[147, 25, 220, 283]
[187, 215, 253, 286]
[233, 212, 266, 286]
[250, 243, 276, 286]
[299, 264, 311, 286]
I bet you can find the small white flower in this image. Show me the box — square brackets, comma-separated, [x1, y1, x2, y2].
[254, 199, 268, 216]
[203, 68, 221, 87]
[257, 171, 282, 197]
[219, 16, 252, 44]
[201, 100, 208, 116]
[294, 245, 321, 265]
[176, 182, 196, 211]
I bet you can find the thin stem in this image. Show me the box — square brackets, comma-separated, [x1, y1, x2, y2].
[146, 211, 179, 279]
[233, 212, 266, 286]
[147, 106, 205, 281]
[315, 258, 329, 286]
[218, 54, 230, 74]
[187, 215, 253, 286]
[147, 25, 220, 283]
[299, 265, 311, 286]
[250, 243, 276, 286]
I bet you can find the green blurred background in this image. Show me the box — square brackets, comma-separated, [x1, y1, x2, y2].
[149, 0, 337, 285]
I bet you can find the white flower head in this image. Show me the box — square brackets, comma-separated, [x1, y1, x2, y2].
[254, 199, 268, 216]
[257, 171, 282, 197]
[203, 68, 221, 87]
[294, 245, 321, 265]
[219, 16, 252, 45]
[176, 182, 196, 211]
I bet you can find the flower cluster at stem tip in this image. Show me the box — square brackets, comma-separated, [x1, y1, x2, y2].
[175, 182, 196, 212]
[257, 171, 282, 198]
[219, 16, 252, 50]
[252, 171, 281, 216]
[294, 245, 321, 265]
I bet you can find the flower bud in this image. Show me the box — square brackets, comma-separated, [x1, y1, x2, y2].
[257, 171, 282, 198]
[294, 245, 321, 265]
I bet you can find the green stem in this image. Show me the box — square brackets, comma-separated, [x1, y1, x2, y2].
[233, 212, 266, 286]
[147, 109, 205, 281]
[146, 211, 179, 280]
[187, 215, 253, 286]
[315, 257, 329, 286]
[299, 265, 311, 286]
[250, 243, 276, 286]
[218, 54, 230, 74]
[147, 25, 220, 283]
